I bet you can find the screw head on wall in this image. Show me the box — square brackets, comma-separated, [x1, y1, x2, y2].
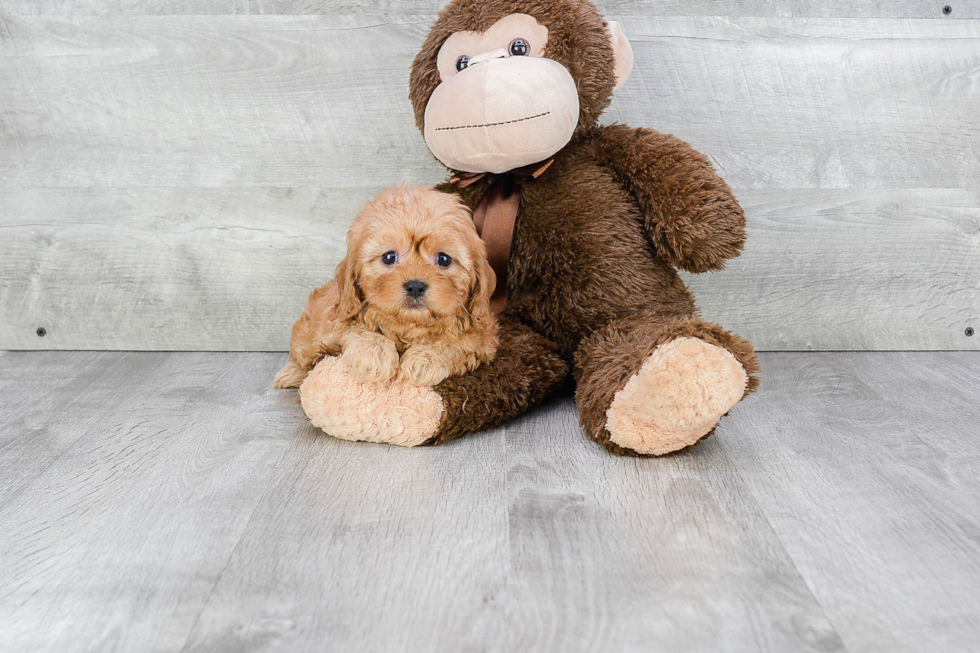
[36, 327, 47, 337]
[943, 5, 952, 15]
[967, 327, 975, 337]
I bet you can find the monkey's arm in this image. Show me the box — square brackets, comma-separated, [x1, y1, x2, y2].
[589, 124, 745, 273]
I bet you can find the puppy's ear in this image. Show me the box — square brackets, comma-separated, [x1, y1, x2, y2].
[334, 257, 363, 321]
[467, 240, 497, 328]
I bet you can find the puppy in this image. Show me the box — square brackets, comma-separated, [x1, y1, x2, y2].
[273, 186, 498, 390]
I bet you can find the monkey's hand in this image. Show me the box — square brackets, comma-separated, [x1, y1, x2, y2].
[590, 124, 745, 273]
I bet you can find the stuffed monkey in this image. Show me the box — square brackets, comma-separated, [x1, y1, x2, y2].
[300, 0, 760, 455]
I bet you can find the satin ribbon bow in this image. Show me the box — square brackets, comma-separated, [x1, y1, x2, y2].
[450, 158, 554, 314]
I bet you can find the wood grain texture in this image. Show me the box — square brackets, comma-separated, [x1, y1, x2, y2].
[1, 351, 979, 651]
[606, 16, 980, 190]
[0, 14, 444, 188]
[0, 351, 160, 504]
[482, 398, 845, 652]
[1, 0, 975, 18]
[180, 395, 847, 653]
[1, 15, 978, 189]
[0, 187, 358, 351]
[721, 352, 980, 653]
[687, 189, 980, 351]
[0, 351, 302, 652]
[180, 397, 511, 653]
[2, 188, 976, 350]
[2, 12, 979, 350]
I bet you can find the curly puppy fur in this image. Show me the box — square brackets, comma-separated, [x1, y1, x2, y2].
[274, 186, 498, 390]
[402, 0, 760, 455]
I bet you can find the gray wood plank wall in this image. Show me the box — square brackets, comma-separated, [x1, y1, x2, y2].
[1, 3, 978, 351]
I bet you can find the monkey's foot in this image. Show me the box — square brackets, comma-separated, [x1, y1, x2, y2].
[300, 357, 443, 447]
[605, 337, 747, 455]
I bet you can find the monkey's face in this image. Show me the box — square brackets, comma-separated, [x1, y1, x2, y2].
[413, 2, 635, 175]
[423, 14, 579, 174]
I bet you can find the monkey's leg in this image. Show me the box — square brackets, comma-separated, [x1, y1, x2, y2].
[299, 317, 568, 447]
[574, 311, 760, 456]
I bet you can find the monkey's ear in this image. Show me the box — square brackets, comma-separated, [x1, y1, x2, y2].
[606, 21, 634, 92]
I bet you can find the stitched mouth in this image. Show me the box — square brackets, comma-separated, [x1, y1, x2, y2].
[434, 111, 551, 132]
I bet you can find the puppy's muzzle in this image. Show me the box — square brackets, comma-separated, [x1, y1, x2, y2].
[404, 279, 428, 300]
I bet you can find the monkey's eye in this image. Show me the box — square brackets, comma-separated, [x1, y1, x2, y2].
[381, 251, 398, 266]
[455, 56, 470, 72]
[436, 252, 453, 268]
[509, 38, 529, 56]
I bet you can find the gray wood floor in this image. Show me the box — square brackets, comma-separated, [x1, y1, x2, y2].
[1, 351, 978, 652]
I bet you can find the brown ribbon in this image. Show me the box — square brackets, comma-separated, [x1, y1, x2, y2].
[451, 159, 553, 314]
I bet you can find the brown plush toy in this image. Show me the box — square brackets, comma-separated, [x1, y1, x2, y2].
[299, 0, 760, 455]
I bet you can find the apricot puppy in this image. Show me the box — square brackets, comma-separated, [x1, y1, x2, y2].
[273, 186, 498, 390]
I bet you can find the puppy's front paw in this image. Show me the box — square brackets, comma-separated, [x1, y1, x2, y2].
[398, 345, 452, 387]
[341, 337, 399, 383]
[273, 359, 307, 389]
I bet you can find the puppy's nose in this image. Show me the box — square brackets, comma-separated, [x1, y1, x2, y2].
[404, 279, 428, 299]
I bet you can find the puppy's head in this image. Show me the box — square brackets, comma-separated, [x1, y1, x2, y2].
[337, 186, 495, 328]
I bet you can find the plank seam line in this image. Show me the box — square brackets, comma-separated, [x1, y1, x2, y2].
[716, 434, 856, 653]
[176, 429, 307, 653]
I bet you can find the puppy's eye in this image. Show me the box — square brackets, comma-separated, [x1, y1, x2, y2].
[456, 56, 470, 72]
[436, 252, 453, 268]
[381, 251, 398, 266]
[509, 38, 529, 56]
